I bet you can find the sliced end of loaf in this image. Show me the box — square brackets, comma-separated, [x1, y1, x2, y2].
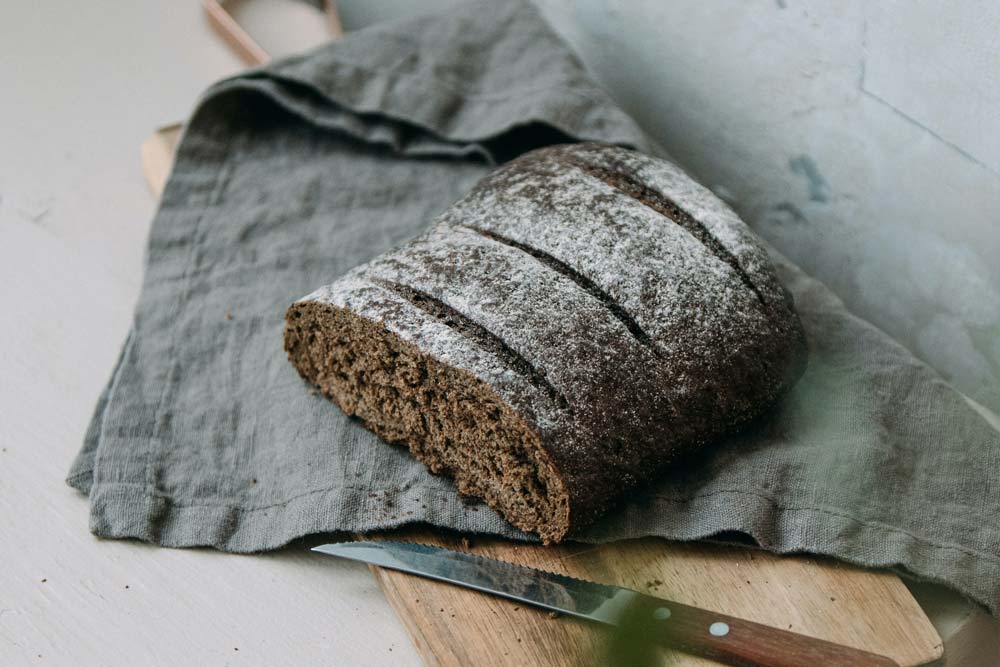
[284, 300, 572, 543]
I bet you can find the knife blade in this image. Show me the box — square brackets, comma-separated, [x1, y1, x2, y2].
[312, 541, 899, 667]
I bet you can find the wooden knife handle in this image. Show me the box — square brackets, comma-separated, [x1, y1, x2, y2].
[620, 594, 899, 667]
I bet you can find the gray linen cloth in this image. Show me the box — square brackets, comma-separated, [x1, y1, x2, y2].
[68, 0, 1000, 614]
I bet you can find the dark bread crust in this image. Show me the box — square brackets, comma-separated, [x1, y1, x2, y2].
[284, 143, 808, 542]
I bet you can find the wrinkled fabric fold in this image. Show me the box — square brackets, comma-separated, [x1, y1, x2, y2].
[70, 0, 1000, 615]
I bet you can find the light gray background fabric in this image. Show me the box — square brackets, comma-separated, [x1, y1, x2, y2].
[69, 0, 1000, 614]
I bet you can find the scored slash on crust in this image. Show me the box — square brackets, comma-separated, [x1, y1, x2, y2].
[370, 277, 569, 409]
[457, 224, 662, 356]
[564, 157, 767, 307]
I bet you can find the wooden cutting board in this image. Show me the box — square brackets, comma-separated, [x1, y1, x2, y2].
[140, 127, 943, 667]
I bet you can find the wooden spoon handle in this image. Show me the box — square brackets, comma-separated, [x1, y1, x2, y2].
[202, 0, 344, 66]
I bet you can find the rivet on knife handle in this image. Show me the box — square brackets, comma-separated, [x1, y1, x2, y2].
[620, 593, 899, 667]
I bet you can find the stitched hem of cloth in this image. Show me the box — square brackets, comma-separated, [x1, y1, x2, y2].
[85, 481, 998, 614]
[81, 478, 1000, 566]
[67, 329, 136, 494]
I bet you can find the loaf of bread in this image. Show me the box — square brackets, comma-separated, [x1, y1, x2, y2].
[284, 143, 807, 543]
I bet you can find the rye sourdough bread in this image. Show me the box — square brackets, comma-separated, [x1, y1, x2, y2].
[284, 143, 807, 543]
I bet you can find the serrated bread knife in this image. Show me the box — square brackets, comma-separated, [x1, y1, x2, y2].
[312, 541, 898, 666]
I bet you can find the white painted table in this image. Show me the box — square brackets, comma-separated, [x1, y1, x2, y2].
[1, 2, 996, 665]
